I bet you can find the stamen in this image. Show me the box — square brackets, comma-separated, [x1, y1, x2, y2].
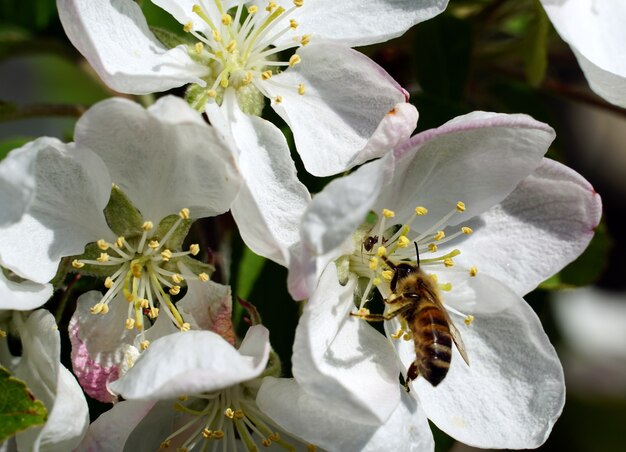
[464, 315, 475, 325]
[288, 54, 301, 67]
[469, 266, 478, 277]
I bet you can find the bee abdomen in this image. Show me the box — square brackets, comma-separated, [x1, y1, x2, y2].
[411, 304, 453, 387]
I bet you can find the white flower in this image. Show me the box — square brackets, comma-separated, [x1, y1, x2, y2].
[0, 96, 240, 321]
[56, 0, 435, 176]
[273, 111, 602, 449]
[0, 309, 89, 451]
[540, 0, 626, 107]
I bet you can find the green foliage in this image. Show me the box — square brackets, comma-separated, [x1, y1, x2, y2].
[0, 136, 31, 160]
[523, 0, 550, 87]
[103, 186, 145, 238]
[0, 366, 47, 443]
[0, 0, 57, 31]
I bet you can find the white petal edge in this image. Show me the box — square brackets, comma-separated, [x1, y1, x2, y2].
[0, 140, 37, 226]
[0, 272, 53, 311]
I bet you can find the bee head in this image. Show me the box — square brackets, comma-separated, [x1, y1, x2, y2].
[390, 262, 418, 292]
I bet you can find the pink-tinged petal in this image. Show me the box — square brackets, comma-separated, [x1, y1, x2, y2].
[0, 138, 113, 285]
[69, 291, 136, 403]
[292, 263, 401, 425]
[76, 400, 156, 452]
[57, 0, 207, 95]
[0, 273, 53, 311]
[379, 111, 555, 230]
[450, 158, 602, 296]
[392, 271, 564, 449]
[258, 378, 434, 452]
[266, 42, 409, 176]
[110, 326, 270, 400]
[74, 97, 241, 222]
[272, 0, 449, 47]
[541, 0, 626, 107]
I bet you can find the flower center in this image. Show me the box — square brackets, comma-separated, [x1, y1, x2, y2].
[184, 0, 308, 112]
[349, 202, 478, 321]
[72, 208, 210, 337]
[162, 385, 303, 451]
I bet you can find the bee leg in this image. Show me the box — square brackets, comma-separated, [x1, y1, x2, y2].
[349, 312, 387, 322]
[404, 362, 419, 392]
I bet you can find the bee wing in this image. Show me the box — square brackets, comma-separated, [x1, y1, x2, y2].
[423, 285, 470, 366]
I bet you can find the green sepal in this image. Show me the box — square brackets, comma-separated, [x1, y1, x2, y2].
[185, 83, 212, 112]
[149, 26, 193, 49]
[156, 215, 192, 251]
[174, 255, 215, 279]
[260, 349, 282, 378]
[235, 85, 265, 116]
[0, 366, 48, 443]
[70, 242, 118, 279]
[103, 185, 144, 238]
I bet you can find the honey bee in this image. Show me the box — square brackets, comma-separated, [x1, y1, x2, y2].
[352, 242, 469, 389]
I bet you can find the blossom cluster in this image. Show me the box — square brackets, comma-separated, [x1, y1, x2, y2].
[1, 0, 619, 451]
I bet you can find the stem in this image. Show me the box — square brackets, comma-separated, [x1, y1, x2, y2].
[55, 274, 81, 324]
[0, 101, 87, 122]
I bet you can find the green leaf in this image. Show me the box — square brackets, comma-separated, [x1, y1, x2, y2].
[0, 365, 48, 443]
[0, 0, 57, 31]
[523, 0, 550, 87]
[235, 247, 267, 302]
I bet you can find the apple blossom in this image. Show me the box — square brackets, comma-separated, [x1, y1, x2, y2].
[0, 310, 89, 451]
[0, 96, 240, 329]
[540, 0, 626, 108]
[278, 111, 602, 449]
[56, 0, 433, 176]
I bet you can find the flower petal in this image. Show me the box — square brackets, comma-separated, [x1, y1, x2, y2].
[382, 111, 556, 230]
[273, 0, 449, 47]
[451, 158, 602, 296]
[0, 273, 53, 311]
[541, 0, 626, 107]
[57, 0, 207, 94]
[74, 97, 241, 222]
[0, 140, 37, 226]
[292, 263, 401, 425]
[109, 325, 270, 399]
[208, 91, 311, 266]
[0, 138, 113, 284]
[14, 310, 89, 452]
[266, 42, 410, 176]
[257, 377, 434, 452]
[393, 271, 564, 449]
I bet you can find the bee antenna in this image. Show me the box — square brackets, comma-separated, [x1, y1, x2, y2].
[414, 241, 420, 267]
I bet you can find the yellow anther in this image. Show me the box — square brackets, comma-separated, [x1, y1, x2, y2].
[202, 428, 212, 438]
[189, 244, 200, 256]
[161, 440, 172, 448]
[221, 13, 232, 25]
[372, 277, 381, 286]
[243, 72, 253, 85]
[226, 40, 237, 53]
[183, 22, 193, 33]
[357, 307, 370, 316]
[72, 259, 85, 269]
[428, 243, 438, 253]
[169, 285, 181, 296]
[140, 340, 150, 350]
[0, 329, 6, 338]
[298, 83, 305, 95]
[469, 266, 478, 277]
[131, 262, 142, 278]
[462, 226, 473, 235]
[220, 76, 229, 88]
[290, 19, 299, 29]
[125, 318, 135, 330]
[266, 1, 277, 12]
[161, 249, 172, 261]
[382, 270, 394, 281]
[402, 332, 412, 341]
[294, 0, 304, 6]
[415, 206, 428, 216]
[194, 42, 204, 54]
[391, 328, 404, 339]
[97, 239, 109, 250]
[456, 201, 466, 212]
[198, 272, 209, 282]
[207, 89, 218, 98]
[300, 34, 310, 46]
[104, 277, 113, 289]
[439, 283, 452, 291]
[434, 231, 445, 241]
[443, 258, 454, 267]
[274, 95, 283, 104]
[289, 54, 301, 67]
[397, 236, 410, 248]
[382, 208, 395, 218]
[101, 304, 110, 315]
[225, 408, 235, 419]
[261, 70, 273, 80]
[116, 236, 125, 248]
[212, 30, 222, 42]
[269, 433, 281, 442]
[140, 299, 149, 309]
[262, 438, 272, 447]
[213, 430, 224, 439]
[248, 5, 258, 14]
[369, 257, 379, 270]
[90, 303, 104, 314]
[172, 274, 184, 284]
[180, 323, 191, 332]
[149, 307, 159, 319]
[148, 240, 160, 249]
[464, 314, 475, 326]
[142, 221, 153, 231]
[234, 409, 244, 420]
[376, 246, 387, 257]
[97, 253, 110, 263]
